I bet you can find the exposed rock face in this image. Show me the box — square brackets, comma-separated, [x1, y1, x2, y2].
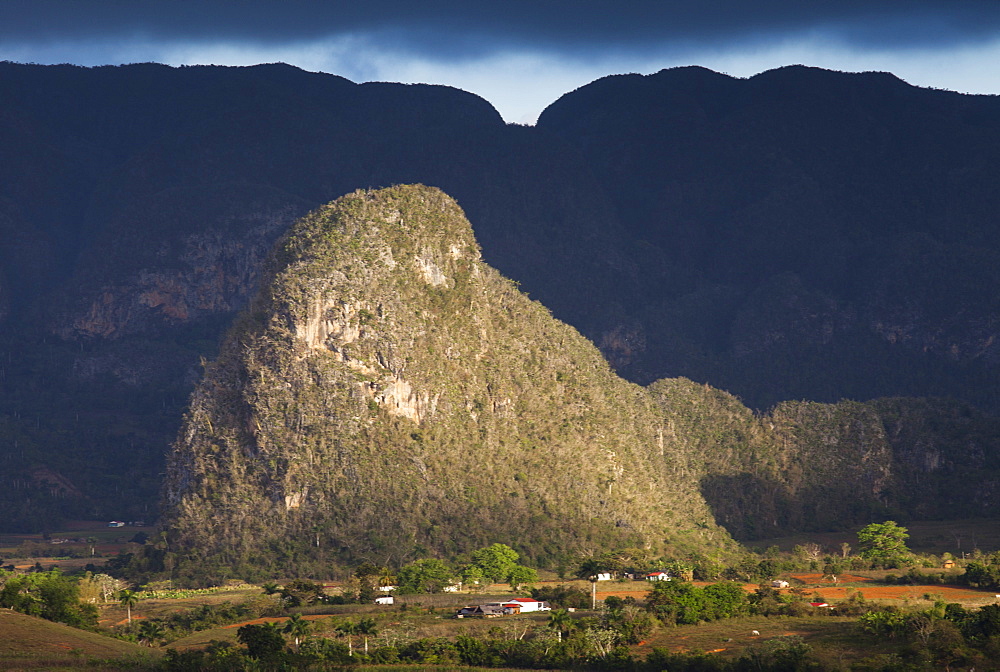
[161, 185, 730, 576]
[0, 62, 636, 530]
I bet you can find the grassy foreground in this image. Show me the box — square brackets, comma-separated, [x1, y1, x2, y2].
[0, 609, 158, 671]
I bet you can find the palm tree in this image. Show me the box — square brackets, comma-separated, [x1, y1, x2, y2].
[261, 582, 280, 595]
[377, 566, 397, 592]
[336, 619, 358, 655]
[547, 608, 573, 642]
[355, 617, 377, 655]
[137, 620, 165, 647]
[283, 612, 311, 652]
[118, 589, 139, 625]
[575, 558, 605, 610]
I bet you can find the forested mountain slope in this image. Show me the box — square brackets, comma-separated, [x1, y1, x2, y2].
[0, 62, 633, 529]
[159, 186, 1000, 581]
[2, 62, 1000, 536]
[538, 65, 1000, 409]
[648, 380, 1000, 541]
[159, 185, 731, 579]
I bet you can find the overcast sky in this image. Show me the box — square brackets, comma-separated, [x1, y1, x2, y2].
[3, 1, 1000, 123]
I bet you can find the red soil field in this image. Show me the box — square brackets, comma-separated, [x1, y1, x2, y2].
[596, 573, 1000, 605]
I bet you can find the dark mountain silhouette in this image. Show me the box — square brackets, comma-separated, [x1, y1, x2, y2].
[1, 61, 999, 537]
[538, 65, 1000, 408]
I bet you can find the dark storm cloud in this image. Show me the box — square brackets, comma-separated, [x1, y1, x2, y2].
[3, 0, 999, 59]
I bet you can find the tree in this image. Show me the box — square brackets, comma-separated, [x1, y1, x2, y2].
[238, 622, 286, 659]
[462, 565, 488, 593]
[397, 558, 455, 594]
[377, 566, 397, 591]
[604, 602, 654, 644]
[507, 564, 538, 591]
[336, 619, 359, 655]
[283, 612, 312, 652]
[118, 589, 139, 625]
[355, 617, 377, 655]
[645, 580, 707, 625]
[702, 581, 749, 620]
[547, 608, 573, 642]
[353, 562, 389, 602]
[469, 543, 519, 584]
[575, 557, 609, 610]
[137, 620, 165, 647]
[531, 584, 591, 609]
[857, 521, 910, 568]
[0, 571, 97, 628]
[466, 543, 538, 593]
[280, 579, 326, 607]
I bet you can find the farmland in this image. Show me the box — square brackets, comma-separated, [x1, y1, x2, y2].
[4, 519, 1000, 669]
[0, 609, 157, 671]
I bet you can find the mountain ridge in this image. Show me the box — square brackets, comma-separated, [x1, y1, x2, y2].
[2, 61, 1000, 539]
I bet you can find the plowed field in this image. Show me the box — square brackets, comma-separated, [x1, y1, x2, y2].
[596, 573, 999, 606]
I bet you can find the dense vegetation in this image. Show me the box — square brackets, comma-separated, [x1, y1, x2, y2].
[7, 522, 1000, 671]
[0, 568, 99, 628]
[143, 185, 1000, 580]
[650, 381, 1000, 541]
[4, 62, 1000, 537]
[538, 66, 1000, 411]
[157, 185, 733, 580]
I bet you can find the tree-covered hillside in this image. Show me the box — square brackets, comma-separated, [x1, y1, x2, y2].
[157, 186, 1000, 581]
[3, 62, 1000, 539]
[159, 185, 732, 581]
[0, 62, 633, 530]
[538, 65, 1000, 409]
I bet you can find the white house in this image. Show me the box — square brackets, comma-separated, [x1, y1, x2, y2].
[595, 572, 613, 581]
[646, 571, 672, 581]
[375, 595, 394, 605]
[771, 580, 790, 589]
[506, 597, 551, 612]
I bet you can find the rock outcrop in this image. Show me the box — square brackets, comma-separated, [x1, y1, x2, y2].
[161, 186, 730, 577]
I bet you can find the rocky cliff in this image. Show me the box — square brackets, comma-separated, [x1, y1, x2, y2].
[0, 62, 632, 529]
[159, 186, 1000, 582]
[161, 185, 730, 578]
